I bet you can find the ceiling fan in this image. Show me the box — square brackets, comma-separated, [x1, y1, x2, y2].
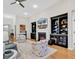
[10, 0, 26, 8]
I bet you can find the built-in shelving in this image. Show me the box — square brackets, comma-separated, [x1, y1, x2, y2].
[31, 22, 36, 40]
[50, 13, 68, 48]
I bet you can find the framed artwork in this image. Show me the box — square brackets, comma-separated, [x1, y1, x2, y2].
[20, 24, 26, 33]
[37, 18, 48, 29]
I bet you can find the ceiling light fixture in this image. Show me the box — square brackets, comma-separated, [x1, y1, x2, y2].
[33, 4, 38, 8]
[10, 0, 25, 8]
[16, 1, 19, 4]
[24, 12, 28, 15]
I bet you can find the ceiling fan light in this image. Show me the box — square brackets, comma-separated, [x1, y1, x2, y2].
[16, 1, 19, 4]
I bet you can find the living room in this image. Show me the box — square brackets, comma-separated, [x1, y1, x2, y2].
[3, 0, 75, 59]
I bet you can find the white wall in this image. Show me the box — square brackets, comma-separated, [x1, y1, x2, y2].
[15, 16, 31, 40]
[30, 0, 75, 50]
[3, 15, 31, 40]
[36, 18, 50, 41]
[3, 15, 16, 41]
[3, 15, 16, 33]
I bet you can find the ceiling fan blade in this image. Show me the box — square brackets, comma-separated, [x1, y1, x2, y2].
[16, 0, 26, 2]
[19, 3, 24, 8]
[10, 2, 16, 5]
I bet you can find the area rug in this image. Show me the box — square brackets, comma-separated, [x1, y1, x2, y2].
[17, 42, 57, 59]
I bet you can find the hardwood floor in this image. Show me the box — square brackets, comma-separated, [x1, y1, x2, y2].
[47, 45, 75, 59]
[22, 39, 75, 59]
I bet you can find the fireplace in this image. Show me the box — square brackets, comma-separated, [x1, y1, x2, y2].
[38, 32, 46, 41]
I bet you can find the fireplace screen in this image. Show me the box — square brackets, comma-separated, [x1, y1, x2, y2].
[38, 32, 46, 41]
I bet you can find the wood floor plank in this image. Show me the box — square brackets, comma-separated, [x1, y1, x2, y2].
[47, 45, 75, 59]
[26, 40, 75, 59]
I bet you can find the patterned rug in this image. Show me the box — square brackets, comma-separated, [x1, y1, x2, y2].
[16, 41, 57, 59]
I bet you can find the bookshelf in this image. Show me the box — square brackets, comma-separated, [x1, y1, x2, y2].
[31, 22, 36, 40]
[50, 13, 68, 48]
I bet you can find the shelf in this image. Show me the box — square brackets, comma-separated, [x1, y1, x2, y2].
[31, 22, 36, 40]
[19, 34, 26, 35]
[50, 34, 67, 36]
[50, 13, 68, 48]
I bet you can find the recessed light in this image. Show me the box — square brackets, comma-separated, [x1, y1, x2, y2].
[24, 12, 28, 15]
[33, 4, 38, 8]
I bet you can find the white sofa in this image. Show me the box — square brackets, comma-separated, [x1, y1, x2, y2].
[32, 40, 48, 57]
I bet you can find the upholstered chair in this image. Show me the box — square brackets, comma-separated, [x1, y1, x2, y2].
[32, 40, 48, 57]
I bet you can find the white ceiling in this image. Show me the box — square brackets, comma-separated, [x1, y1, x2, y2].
[4, 0, 60, 17]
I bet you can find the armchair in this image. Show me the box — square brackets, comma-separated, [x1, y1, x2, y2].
[32, 40, 48, 57]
